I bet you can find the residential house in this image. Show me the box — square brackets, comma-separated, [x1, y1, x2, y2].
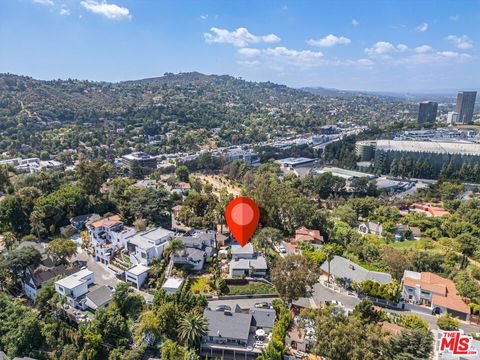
[70, 213, 100, 231]
[288, 226, 324, 254]
[402, 270, 470, 321]
[172, 230, 215, 271]
[23, 258, 78, 300]
[320, 256, 392, 287]
[410, 203, 450, 217]
[394, 225, 422, 241]
[161, 277, 185, 294]
[85, 285, 113, 311]
[229, 243, 268, 278]
[173, 182, 191, 195]
[126, 227, 175, 266]
[54, 269, 95, 310]
[201, 306, 276, 359]
[358, 221, 384, 237]
[87, 215, 136, 265]
[125, 264, 150, 289]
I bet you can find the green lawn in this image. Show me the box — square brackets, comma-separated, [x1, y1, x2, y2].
[190, 276, 212, 295]
[390, 240, 419, 249]
[227, 282, 277, 295]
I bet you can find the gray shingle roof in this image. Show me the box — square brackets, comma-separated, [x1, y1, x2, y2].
[320, 256, 392, 284]
[230, 256, 267, 271]
[86, 285, 113, 307]
[249, 308, 276, 328]
[231, 243, 254, 256]
[203, 309, 252, 341]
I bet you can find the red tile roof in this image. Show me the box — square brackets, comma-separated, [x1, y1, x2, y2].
[410, 203, 450, 217]
[404, 272, 469, 314]
[89, 215, 122, 229]
[293, 226, 324, 243]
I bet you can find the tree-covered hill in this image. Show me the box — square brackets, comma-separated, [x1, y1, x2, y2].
[0, 72, 416, 158]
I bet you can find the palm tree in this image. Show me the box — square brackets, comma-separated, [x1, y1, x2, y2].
[165, 237, 186, 259]
[178, 311, 208, 347]
[323, 243, 342, 283]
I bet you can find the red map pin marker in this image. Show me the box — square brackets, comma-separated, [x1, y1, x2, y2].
[225, 197, 260, 247]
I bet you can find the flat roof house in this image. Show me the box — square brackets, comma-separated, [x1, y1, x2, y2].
[55, 269, 95, 310]
[402, 270, 470, 321]
[125, 264, 150, 289]
[126, 227, 175, 266]
[161, 277, 185, 294]
[320, 256, 392, 286]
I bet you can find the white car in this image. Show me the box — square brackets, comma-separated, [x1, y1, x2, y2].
[278, 245, 287, 253]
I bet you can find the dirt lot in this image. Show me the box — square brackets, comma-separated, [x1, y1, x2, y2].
[192, 173, 243, 197]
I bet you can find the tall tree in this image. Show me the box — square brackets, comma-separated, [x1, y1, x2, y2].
[178, 311, 208, 347]
[271, 255, 318, 303]
[75, 159, 109, 196]
[45, 238, 77, 264]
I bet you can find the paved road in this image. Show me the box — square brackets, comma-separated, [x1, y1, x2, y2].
[310, 282, 480, 334]
[73, 250, 154, 303]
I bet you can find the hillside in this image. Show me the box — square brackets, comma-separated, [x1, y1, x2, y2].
[0, 72, 415, 158]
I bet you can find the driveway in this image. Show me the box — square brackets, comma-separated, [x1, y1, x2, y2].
[208, 297, 278, 310]
[74, 251, 120, 287]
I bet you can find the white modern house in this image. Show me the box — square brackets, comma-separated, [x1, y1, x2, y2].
[161, 277, 185, 294]
[125, 264, 150, 289]
[54, 269, 95, 310]
[87, 215, 136, 265]
[126, 227, 175, 266]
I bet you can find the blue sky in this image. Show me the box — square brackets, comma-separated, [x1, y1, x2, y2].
[1, 0, 479, 91]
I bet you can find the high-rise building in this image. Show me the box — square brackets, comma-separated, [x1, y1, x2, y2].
[447, 111, 458, 126]
[417, 101, 438, 123]
[455, 91, 477, 124]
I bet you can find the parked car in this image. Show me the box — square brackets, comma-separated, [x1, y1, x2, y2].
[254, 302, 272, 309]
[278, 245, 287, 253]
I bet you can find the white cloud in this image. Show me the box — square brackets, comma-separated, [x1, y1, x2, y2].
[59, 7, 70, 16]
[237, 46, 323, 69]
[204, 27, 281, 47]
[414, 45, 433, 53]
[396, 51, 471, 65]
[237, 46, 373, 70]
[32, 0, 54, 5]
[352, 19, 359, 27]
[200, 14, 208, 20]
[397, 44, 409, 52]
[80, 0, 132, 20]
[263, 47, 323, 60]
[237, 48, 262, 57]
[348, 58, 374, 67]
[365, 41, 396, 57]
[450, 15, 460, 21]
[417, 23, 428, 32]
[281, 5, 288, 11]
[445, 35, 473, 49]
[307, 34, 351, 47]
